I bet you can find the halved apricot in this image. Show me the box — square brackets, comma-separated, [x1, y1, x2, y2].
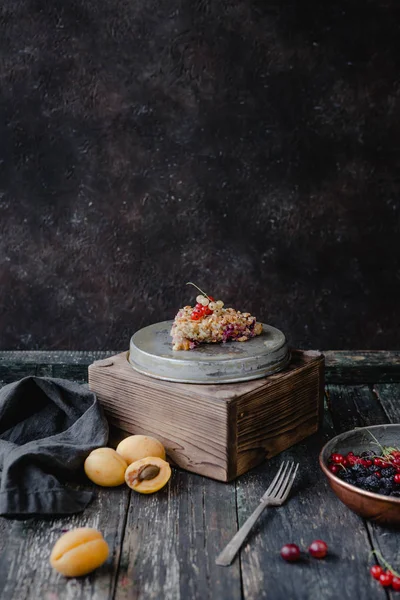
[125, 456, 171, 494]
[116, 434, 166, 465]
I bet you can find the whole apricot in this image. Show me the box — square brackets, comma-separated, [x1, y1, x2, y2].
[84, 447, 128, 486]
[50, 527, 109, 577]
[125, 456, 171, 494]
[116, 434, 166, 465]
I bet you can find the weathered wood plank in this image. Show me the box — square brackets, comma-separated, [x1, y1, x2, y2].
[327, 385, 400, 600]
[1, 350, 400, 384]
[373, 383, 400, 423]
[324, 351, 400, 383]
[326, 384, 388, 432]
[0, 485, 130, 600]
[115, 469, 242, 600]
[0, 375, 130, 600]
[237, 410, 384, 600]
[0, 352, 118, 386]
[0, 351, 118, 365]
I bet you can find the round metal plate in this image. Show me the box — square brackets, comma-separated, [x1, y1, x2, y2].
[128, 320, 290, 384]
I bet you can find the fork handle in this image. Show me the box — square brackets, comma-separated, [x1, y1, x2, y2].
[215, 499, 270, 566]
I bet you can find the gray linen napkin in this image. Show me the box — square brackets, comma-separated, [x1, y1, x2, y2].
[0, 376, 108, 517]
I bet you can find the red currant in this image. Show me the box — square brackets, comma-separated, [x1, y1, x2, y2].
[393, 457, 400, 466]
[394, 474, 400, 484]
[191, 305, 205, 320]
[329, 464, 340, 474]
[374, 472, 382, 479]
[280, 544, 300, 562]
[331, 453, 345, 464]
[381, 461, 391, 468]
[392, 576, 400, 591]
[370, 565, 384, 580]
[379, 571, 393, 587]
[308, 540, 328, 559]
[374, 458, 384, 467]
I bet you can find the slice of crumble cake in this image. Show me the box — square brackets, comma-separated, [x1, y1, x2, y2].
[170, 283, 263, 351]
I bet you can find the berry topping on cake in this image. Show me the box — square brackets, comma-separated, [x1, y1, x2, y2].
[170, 283, 263, 351]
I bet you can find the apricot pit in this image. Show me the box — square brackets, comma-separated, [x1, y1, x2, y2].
[84, 447, 128, 486]
[116, 434, 166, 465]
[50, 527, 109, 577]
[125, 456, 171, 493]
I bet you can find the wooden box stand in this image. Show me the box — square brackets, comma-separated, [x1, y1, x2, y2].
[88, 350, 324, 482]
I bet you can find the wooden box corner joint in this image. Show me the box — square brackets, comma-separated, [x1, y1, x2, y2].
[88, 349, 324, 482]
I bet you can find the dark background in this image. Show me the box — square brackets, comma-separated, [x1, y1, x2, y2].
[1, 0, 399, 351]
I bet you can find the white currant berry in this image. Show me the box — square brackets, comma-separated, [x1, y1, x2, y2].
[209, 301, 216, 310]
[202, 297, 210, 306]
[216, 300, 224, 309]
[196, 295, 205, 304]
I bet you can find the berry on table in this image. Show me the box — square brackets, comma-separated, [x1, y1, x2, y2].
[280, 544, 300, 562]
[392, 576, 400, 591]
[308, 540, 328, 559]
[370, 565, 384, 580]
[379, 571, 393, 587]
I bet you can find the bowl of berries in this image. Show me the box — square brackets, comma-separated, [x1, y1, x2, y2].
[319, 424, 400, 525]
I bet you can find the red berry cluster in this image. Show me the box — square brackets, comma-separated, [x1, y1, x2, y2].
[328, 450, 400, 479]
[370, 565, 400, 590]
[280, 540, 328, 562]
[191, 296, 214, 321]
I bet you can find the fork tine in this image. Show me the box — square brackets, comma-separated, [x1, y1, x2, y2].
[269, 461, 292, 497]
[278, 463, 299, 502]
[261, 461, 286, 499]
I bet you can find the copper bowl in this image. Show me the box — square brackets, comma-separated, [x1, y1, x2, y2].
[319, 424, 400, 526]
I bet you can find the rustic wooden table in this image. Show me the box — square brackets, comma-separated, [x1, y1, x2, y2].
[0, 351, 399, 600]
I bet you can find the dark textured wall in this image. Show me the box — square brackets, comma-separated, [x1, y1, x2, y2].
[1, 0, 399, 351]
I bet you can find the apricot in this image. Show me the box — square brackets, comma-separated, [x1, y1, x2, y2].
[50, 527, 109, 577]
[116, 434, 166, 465]
[84, 447, 128, 486]
[125, 456, 171, 494]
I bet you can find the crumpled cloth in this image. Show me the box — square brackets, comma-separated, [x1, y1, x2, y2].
[0, 376, 108, 517]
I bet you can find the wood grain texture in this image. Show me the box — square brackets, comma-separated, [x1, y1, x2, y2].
[115, 469, 242, 600]
[89, 351, 323, 481]
[0, 351, 118, 385]
[236, 352, 324, 476]
[327, 384, 400, 600]
[237, 414, 384, 600]
[89, 352, 233, 481]
[324, 351, 400, 383]
[1, 353, 400, 600]
[2, 350, 400, 383]
[0, 485, 130, 600]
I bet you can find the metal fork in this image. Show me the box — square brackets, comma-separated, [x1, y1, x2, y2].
[215, 461, 299, 566]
